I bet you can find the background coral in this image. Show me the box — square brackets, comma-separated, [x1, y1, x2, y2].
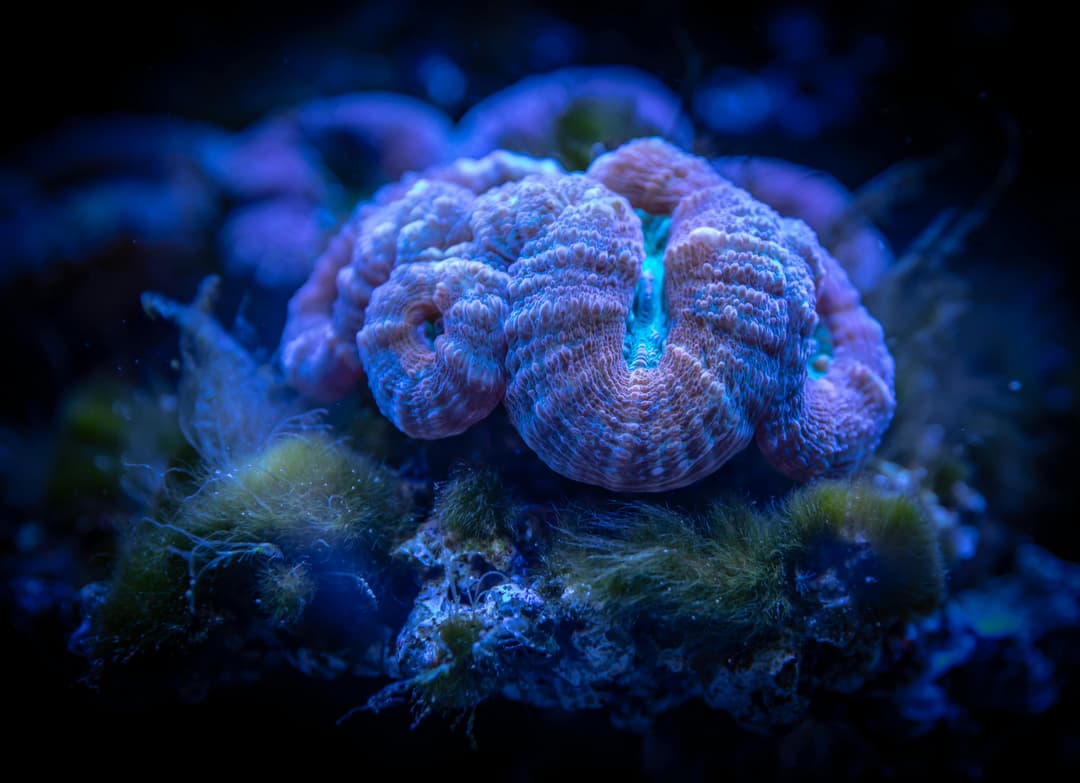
[456, 66, 694, 169]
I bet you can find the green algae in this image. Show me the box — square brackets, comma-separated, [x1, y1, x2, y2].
[88, 431, 415, 661]
[553, 101, 620, 170]
[551, 499, 792, 642]
[47, 376, 188, 511]
[257, 560, 318, 627]
[785, 481, 946, 619]
[434, 466, 517, 543]
[551, 481, 946, 642]
[417, 615, 488, 710]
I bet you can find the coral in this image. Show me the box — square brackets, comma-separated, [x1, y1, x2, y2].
[280, 150, 561, 403]
[198, 118, 328, 202]
[713, 156, 894, 293]
[218, 198, 337, 288]
[753, 237, 895, 482]
[358, 259, 510, 438]
[281, 138, 895, 491]
[3, 22, 1069, 760]
[455, 66, 694, 169]
[295, 92, 454, 183]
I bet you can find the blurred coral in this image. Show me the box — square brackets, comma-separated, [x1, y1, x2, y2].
[295, 92, 454, 183]
[456, 66, 694, 169]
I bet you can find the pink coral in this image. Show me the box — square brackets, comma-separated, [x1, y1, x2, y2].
[359, 259, 509, 438]
[280, 139, 895, 491]
[755, 240, 895, 480]
[280, 151, 560, 403]
[712, 156, 893, 292]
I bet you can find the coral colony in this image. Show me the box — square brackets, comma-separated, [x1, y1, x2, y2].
[5, 59, 1076, 760]
[282, 139, 894, 491]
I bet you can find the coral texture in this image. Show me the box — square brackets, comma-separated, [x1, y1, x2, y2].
[281, 139, 895, 490]
[280, 151, 560, 404]
[713, 156, 893, 292]
[359, 259, 509, 438]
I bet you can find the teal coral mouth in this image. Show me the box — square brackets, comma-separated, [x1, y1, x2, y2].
[623, 209, 672, 370]
[422, 317, 445, 348]
[808, 322, 834, 379]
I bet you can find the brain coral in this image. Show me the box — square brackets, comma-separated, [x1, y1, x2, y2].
[712, 156, 893, 293]
[281, 139, 895, 491]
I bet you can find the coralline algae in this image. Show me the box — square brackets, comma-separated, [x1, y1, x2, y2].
[281, 138, 895, 491]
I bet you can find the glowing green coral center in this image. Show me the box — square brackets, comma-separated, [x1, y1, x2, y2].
[624, 210, 671, 370]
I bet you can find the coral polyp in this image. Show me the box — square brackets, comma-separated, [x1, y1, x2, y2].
[281, 138, 895, 491]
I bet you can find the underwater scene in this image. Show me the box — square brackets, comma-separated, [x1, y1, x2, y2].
[3, 1, 1076, 778]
